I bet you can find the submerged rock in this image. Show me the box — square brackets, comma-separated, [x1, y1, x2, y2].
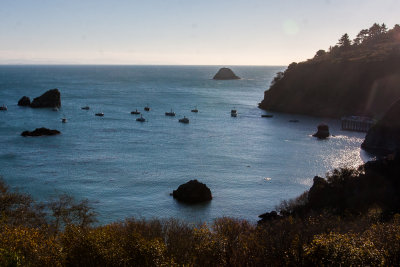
[30, 89, 61, 108]
[18, 96, 31, 106]
[313, 124, 330, 139]
[213, 68, 240, 80]
[21, 127, 61, 137]
[362, 99, 400, 155]
[172, 179, 212, 204]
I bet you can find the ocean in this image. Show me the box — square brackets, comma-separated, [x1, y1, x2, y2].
[0, 65, 372, 224]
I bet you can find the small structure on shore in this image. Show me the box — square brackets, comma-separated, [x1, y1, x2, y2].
[172, 179, 212, 204]
[313, 124, 330, 139]
[341, 116, 374, 132]
[213, 67, 240, 80]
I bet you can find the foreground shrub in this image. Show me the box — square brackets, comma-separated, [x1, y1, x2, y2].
[0, 225, 62, 266]
[304, 232, 384, 266]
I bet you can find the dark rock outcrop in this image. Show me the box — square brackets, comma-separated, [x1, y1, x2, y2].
[172, 179, 212, 204]
[30, 89, 61, 108]
[312, 124, 330, 139]
[21, 127, 61, 137]
[362, 99, 400, 155]
[213, 68, 240, 80]
[18, 96, 31, 106]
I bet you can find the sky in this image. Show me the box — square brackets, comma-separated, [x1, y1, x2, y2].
[0, 0, 399, 66]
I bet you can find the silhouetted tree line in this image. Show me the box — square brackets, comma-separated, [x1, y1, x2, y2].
[259, 23, 400, 118]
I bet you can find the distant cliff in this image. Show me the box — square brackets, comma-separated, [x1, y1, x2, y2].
[259, 23, 400, 118]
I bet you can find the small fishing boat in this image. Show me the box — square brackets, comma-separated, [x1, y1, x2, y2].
[136, 114, 146, 122]
[179, 116, 189, 124]
[81, 106, 90, 110]
[61, 118, 67, 123]
[191, 106, 198, 113]
[165, 109, 176, 116]
[95, 113, 104, 117]
[131, 109, 140, 115]
[0, 105, 7, 111]
[261, 114, 273, 118]
[144, 105, 150, 111]
[231, 109, 237, 117]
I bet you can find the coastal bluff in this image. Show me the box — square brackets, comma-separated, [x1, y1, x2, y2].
[213, 68, 240, 80]
[259, 24, 400, 118]
[362, 98, 400, 155]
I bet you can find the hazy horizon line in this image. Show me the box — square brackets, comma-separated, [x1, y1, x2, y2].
[0, 63, 287, 67]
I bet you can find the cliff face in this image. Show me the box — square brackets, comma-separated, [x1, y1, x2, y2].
[362, 99, 400, 155]
[259, 24, 400, 118]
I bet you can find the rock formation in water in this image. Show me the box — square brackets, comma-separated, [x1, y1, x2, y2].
[361, 98, 400, 155]
[18, 96, 31, 106]
[21, 127, 61, 137]
[172, 179, 212, 204]
[259, 24, 400, 118]
[312, 124, 330, 139]
[213, 68, 240, 80]
[30, 89, 61, 108]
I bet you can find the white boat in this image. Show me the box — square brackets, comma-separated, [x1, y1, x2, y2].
[61, 118, 67, 123]
[95, 113, 104, 117]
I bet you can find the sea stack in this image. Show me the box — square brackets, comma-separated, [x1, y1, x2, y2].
[172, 180, 212, 204]
[313, 124, 330, 139]
[30, 89, 61, 108]
[18, 96, 31, 106]
[213, 67, 240, 80]
[362, 99, 400, 155]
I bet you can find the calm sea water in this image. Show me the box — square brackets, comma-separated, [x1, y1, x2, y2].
[0, 65, 372, 224]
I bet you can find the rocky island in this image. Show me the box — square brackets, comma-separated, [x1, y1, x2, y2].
[259, 24, 400, 118]
[21, 128, 61, 137]
[172, 179, 212, 204]
[30, 89, 61, 108]
[213, 67, 240, 80]
[18, 89, 61, 108]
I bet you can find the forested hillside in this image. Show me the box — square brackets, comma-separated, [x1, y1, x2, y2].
[259, 23, 400, 118]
